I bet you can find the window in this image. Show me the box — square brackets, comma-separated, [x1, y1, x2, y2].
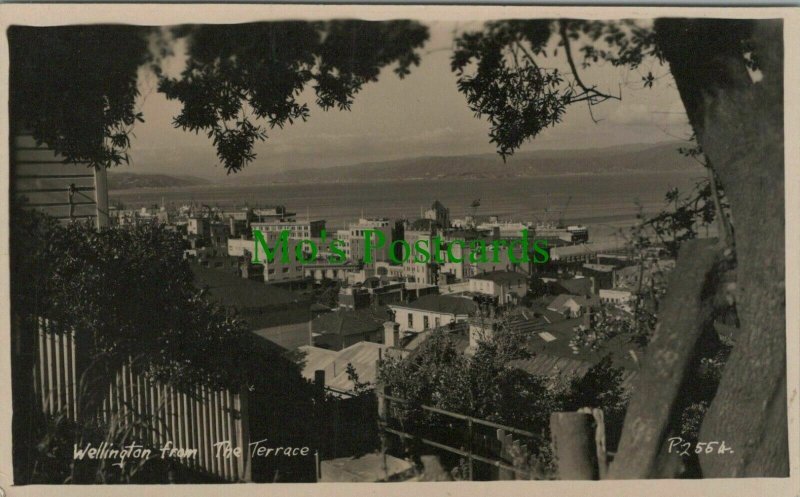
[408, 313, 413, 328]
[282, 267, 289, 273]
[423, 316, 429, 329]
[435, 317, 441, 328]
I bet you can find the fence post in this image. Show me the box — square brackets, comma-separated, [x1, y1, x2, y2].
[549, 412, 599, 480]
[496, 428, 514, 480]
[238, 387, 252, 482]
[376, 381, 390, 481]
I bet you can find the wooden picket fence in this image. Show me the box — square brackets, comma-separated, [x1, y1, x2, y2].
[32, 317, 252, 482]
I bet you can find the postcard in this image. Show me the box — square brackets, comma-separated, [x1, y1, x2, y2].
[0, 4, 798, 497]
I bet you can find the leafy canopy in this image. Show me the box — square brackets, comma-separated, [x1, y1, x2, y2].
[451, 18, 759, 159]
[9, 21, 429, 173]
[9, 26, 152, 169]
[159, 21, 428, 172]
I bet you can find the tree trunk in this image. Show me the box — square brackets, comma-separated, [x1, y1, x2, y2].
[653, 18, 787, 477]
[607, 238, 723, 478]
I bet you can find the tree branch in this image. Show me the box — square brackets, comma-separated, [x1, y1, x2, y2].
[558, 20, 621, 106]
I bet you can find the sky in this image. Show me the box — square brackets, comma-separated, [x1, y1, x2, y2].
[126, 20, 692, 180]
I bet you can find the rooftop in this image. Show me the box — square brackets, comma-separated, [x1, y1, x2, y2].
[582, 263, 617, 272]
[470, 270, 529, 284]
[547, 293, 601, 311]
[312, 307, 389, 336]
[550, 241, 627, 259]
[554, 277, 593, 296]
[192, 264, 305, 309]
[298, 341, 399, 394]
[390, 294, 478, 316]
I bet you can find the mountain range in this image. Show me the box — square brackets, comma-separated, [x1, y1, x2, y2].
[223, 141, 700, 185]
[109, 142, 700, 189]
[107, 172, 209, 190]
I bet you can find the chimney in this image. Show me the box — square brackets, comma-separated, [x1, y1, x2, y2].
[383, 321, 400, 348]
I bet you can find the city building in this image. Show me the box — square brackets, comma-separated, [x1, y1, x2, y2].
[580, 263, 617, 290]
[344, 217, 393, 263]
[468, 270, 529, 304]
[251, 219, 326, 240]
[599, 288, 634, 306]
[228, 233, 305, 284]
[187, 217, 210, 237]
[423, 200, 450, 228]
[389, 294, 477, 333]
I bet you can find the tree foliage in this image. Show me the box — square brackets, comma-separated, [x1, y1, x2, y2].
[155, 21, 428, 172]
[10, 203, 280, 392]
[451, 19, 758, 160]
[377, 328, 629, 463]
[9, 21, 428, 173]
[8, 26, 153, 169]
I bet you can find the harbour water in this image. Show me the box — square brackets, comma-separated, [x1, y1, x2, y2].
[110, 171, 704, 240]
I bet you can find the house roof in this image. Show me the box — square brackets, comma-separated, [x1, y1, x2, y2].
[525, 303, 568, 324]
[298, 341, 389, 393]
[555, 277, 593, 296]
[403, 329, 471, 362]
[402, 322, 470, 351]
[547, 293, 599, 312]
[520, 314, 644, 375]
[548, 294, 581, 312]
[390, 294, 477, 316]
[503, 308, 552, 333]
[549, 240, 627, 260]
[582, 263, 616, 273]
[192, 264, 305, 308]
[509, 355, 637, 390]
[470, 270, 529, 284]
[312, 307, 388, 336]
[252, 323, 310, 350]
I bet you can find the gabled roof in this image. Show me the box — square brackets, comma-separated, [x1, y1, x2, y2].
[390, 294, 477, 316]
[312, 307, 387, 336]
[555, 277, 593, 296]
[548, 294, 579, 311]
[547, 294, 600, 312]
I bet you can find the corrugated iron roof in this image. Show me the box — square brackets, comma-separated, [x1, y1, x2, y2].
[390, 294, 477, 315]
[298, 342, 389, 394]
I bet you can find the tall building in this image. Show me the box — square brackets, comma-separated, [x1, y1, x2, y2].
[345, 218, 393, 264]
[251, 219, 326, 240]
[229, 232, 305, 284]
[423, 200, 450, 228]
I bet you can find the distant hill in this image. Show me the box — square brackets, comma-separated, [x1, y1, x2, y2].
[108, 172, 210, 190]
[223, 141, 700, 186]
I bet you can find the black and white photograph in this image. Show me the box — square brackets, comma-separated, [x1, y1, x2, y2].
[1, 4, 797, 492]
